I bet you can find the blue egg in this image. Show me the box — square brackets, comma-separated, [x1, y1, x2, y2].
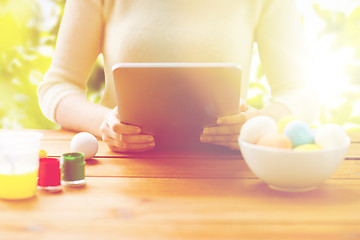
[284, 121, 314, 147]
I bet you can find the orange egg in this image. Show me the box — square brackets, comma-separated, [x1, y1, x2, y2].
[257, 133, 293, 149]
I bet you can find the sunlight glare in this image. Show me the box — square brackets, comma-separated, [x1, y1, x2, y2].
[297, 0, 357, 108]
[310, 39, 353, 107]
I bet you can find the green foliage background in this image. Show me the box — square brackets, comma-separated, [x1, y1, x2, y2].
[0, 0, 63, 129]
[0, 0, 359, 132]
[312, 2, 360, 132]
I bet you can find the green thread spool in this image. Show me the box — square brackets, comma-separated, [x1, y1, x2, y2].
[61, 152, 85, 187]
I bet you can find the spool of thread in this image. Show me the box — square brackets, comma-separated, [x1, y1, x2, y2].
[61, 152, 86, 187]
[38, 157, 62, 193]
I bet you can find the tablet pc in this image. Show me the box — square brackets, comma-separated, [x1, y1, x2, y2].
[112, 62, 241, 150]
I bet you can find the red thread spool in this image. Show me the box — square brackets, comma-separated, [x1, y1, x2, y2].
[38, 158, 62, 192]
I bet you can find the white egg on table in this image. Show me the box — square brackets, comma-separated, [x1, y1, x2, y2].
[239, 115, 277, 144]
[70, 132, 99, 159]
[314, 124, 349, 149]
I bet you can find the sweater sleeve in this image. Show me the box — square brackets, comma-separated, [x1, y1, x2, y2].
[255, 0, 318, 123]
[37, 0, 103, 122]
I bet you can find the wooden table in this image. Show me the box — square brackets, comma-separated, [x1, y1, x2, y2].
[1, 130, 360, 240]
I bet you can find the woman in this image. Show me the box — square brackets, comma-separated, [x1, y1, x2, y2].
[38, 0, 318, 152]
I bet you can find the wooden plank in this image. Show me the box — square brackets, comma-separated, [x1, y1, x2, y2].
[37, 140, 360, 179]
[1, 223, 359, 240]
[36, 130, 360, 158]
[40, 139, 360, 159]
[0, 129, 76, 140]
[38, 129, 77, 140]
[83, 158, 360, 179]
[3, 129, 359, 143]
[38, 130, 360, 143]
[40, 140, 243, 159]
[347, 143, 360, 158]
[1, 178, 360, 240]
[348, 132, 360, 142]
[2, 178, 360, 221]
[85, 157, 251, 178]
[39, 141, 360, 180]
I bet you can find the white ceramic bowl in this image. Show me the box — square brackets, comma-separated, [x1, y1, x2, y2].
[239, 139, 350, 192]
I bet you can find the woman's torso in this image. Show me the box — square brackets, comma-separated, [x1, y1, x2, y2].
[100, 0, 264, 107]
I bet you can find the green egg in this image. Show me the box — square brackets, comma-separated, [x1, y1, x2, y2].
[293, 144, 322, 151]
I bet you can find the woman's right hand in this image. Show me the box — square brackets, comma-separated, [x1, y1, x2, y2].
[100, 107, 155, 152]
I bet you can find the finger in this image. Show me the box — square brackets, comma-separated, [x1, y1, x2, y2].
[101, 121, 122, 141]
[205, 141, 240, 151]
[243, 107, 261, 120]
[200, 134, 239, 143]
[105, 109, 121, 130]
[102, 119, 154, 144]
[107, 117, 140, 134]
[106, 138, 155, 152]
[105, 109, 141, 134]
[239, 100, 248, 112]
[102, 127, 154, 145]
[120, 134, 154, 144]
[217, 113, 246, 125]
[109, 144, 155, 153]
[117, 122, 142, 134]
[203, 124, 242, 135]
[239, 104, 248, 112]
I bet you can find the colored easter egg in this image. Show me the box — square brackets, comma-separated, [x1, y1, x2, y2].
[257, 133, 293, 149]
[71, 132, 98, 159]
[314, 124, 349, 149]
[284, 121, 314, 147]
[239, 116, 277, 144]
[277, 115, 298, 133]
[293, 144, 322, 151]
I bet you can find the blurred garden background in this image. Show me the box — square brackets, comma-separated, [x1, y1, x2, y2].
[0, 0, 359, 132]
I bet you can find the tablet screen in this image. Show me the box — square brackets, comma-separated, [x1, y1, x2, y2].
[112, 63, 241, 150]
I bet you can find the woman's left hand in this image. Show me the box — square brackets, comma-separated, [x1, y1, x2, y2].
[200, 103, 259, 150]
